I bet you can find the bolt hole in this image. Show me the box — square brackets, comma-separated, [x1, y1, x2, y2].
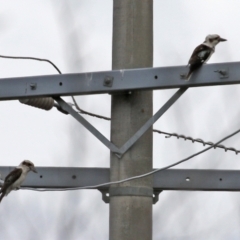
[59, 82, 63, 86]
[219, 178, 222, 181]
[154, 75, 158, 79]
[72, 175, 76, 179]
[40, 175, 43, 178]
[186, 177, 190, 182]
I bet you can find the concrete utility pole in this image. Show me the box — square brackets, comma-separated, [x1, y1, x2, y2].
[110, 1, 153, 239]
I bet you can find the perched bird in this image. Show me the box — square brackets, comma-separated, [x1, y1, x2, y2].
[0, 160, 37, 203]
[183, 34, 227, 80]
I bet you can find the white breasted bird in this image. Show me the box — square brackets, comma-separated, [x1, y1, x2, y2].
[183, 34, 227, 80]
[0, 160, 37, 203]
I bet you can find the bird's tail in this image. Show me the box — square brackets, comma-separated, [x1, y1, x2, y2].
[0, 193, 4, 203]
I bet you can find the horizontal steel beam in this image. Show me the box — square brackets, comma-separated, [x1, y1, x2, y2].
[1, 167, 240, 191]
[0, 62, 240, 100]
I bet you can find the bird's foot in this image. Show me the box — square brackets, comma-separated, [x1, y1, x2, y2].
[180, 73, 189, 81]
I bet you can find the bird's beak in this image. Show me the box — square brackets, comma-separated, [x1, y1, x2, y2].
[31, 166, 38, 173]
[219, 37, 227, 42]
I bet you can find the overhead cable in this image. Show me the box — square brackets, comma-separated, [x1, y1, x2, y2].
[22, 127, 240, 191]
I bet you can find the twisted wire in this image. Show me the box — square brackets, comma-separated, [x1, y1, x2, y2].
[153, 129, 240, 154]
[71, 96, 111, 120]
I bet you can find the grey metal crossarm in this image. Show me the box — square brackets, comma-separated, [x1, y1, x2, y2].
[1, 167, 240, 192]
[0, 62, 240, 100]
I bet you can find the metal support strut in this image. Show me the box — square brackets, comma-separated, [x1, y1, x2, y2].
[54, 87, 187, 158]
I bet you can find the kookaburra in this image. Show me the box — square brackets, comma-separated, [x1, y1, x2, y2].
[184, 34, 227, 80]
[0, 160, 37, 203]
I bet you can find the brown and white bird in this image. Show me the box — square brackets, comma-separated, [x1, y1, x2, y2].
[183, 34, 227, 80]
[0, 160, 37, 203]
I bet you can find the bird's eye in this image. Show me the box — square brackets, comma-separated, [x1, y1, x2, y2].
[210, 37, 218, 42]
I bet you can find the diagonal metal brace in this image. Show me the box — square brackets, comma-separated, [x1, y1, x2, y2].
[54, 96, 120, 154]
[118, 88, 187, 154]
[54, 87, 187, 158]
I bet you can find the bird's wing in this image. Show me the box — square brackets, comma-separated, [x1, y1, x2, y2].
[1, 168, 23, 192]
[188, 44, 212, 65]
[0, 168, 22, 203]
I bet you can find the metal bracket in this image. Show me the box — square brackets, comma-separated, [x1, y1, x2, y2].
[54, 87, 187, 158]
[153, 190, 162, 204]
[214, 68, 229, 79]
[110, 186, 153, 197]
[99, 187, 160, 204]
[99, 189, 110, 203]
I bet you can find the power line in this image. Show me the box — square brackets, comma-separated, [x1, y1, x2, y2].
[0, 54, 108, 120]
[153, 129, 240, 154]
[71, 96, 111, 120]
[0, 54, 62, 74]
[22, 127, 240, 192]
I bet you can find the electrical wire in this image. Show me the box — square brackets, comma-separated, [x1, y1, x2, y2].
[71, 96, 111, 120]
[21, 127, 240, 192]
[0, 54, 110, 120]
[0, 54, 62, 74]
[153, 129, 240, 155]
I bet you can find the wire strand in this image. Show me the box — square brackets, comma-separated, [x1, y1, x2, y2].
[21, 127, 240, 192]
[0, 54, 62, 74]
[0, 54, 112, 120]
[71, 96, 111, 120]
[153, 129, 240, 155]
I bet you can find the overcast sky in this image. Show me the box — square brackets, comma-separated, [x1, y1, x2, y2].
[0, 1, 240, 239]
